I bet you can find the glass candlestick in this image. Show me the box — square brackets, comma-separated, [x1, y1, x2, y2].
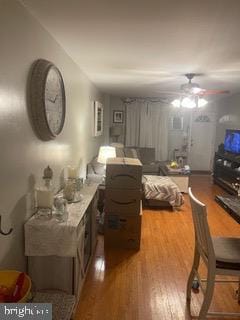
[54, 196, 68, 222]
[75, 178, 83, 191]
[63, 179, 76, 202]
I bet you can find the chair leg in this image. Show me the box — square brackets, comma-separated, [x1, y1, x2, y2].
[186, 248, 200, 302]
[238, 277, 240, 303]
[198, 266, 215, 319]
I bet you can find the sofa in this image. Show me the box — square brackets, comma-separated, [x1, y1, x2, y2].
[119, 147, 161, 175]
[87, 147, 161, 182]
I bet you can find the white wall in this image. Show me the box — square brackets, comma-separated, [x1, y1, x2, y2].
[0, 0, 109, 271]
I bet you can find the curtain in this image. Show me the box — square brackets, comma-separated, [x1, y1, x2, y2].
[125, 100, 141, 146]
[125, 99, 169, 161]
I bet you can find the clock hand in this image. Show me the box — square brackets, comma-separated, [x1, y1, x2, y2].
[47, 94, 58, 103]
[53, 94, 58, 102]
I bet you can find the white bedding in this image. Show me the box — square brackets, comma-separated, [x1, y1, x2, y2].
[143, 175, 184, 207]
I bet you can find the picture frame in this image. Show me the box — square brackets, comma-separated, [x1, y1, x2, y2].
[94, 101, 103, 136]
[171, 116, 183, 130]
[113, 110, 124, 123]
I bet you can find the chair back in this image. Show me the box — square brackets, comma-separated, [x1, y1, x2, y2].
[188, 188, 215, 262]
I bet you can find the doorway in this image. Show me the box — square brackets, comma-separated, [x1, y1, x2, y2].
[188, 110, 216, 171]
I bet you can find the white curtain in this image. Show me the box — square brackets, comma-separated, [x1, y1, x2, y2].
[125, 99, 169, 161]
[125, 100, 141, 146]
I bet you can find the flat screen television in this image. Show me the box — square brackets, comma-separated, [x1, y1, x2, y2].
[224, 129, 240, 154]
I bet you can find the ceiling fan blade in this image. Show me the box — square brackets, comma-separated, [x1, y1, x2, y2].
[199, 89, 230, 95]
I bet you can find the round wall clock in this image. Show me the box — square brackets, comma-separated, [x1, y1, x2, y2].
[29, 59, 66, 141]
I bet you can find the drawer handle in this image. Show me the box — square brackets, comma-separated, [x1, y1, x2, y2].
[111, 199, 136, 205]
[111, 174, 137, 180]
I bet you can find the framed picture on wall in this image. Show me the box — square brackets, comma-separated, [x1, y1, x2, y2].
[171, 116, 183, 130]
[113, 110, 124, 123]
[94, 101, 103, 136]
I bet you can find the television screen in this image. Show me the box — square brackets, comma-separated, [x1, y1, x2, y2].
[224, 129, 240, 154]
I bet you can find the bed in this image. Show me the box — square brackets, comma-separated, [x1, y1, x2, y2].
[142, 175, 184, 209]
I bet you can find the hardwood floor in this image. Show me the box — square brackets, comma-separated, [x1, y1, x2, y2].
[74, 175, 240, 320]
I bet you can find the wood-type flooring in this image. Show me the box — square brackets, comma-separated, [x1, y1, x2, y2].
[75, 175, 240, 320]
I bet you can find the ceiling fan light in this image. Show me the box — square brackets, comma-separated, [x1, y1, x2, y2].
[181, 82, 200, 93]
[192, 87, 202, 94]
[198, 98, 208, 107]
[181, 97, 196, 108]
[171, 99, 181, 108]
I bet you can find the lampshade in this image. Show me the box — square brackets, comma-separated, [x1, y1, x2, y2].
[181, 97, 196, 108]
[110, 126, 122, 137]
[97, 146, 116, 165]
[171, 96, 208, 108]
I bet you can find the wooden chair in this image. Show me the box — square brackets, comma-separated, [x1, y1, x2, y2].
[187, 187, 240, 319]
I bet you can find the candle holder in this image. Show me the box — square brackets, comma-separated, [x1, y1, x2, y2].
[63, 178, 76, 202]
[54, 195, 68, 222]
[63, 178, 83, 203]
[75, 178, 83, 191]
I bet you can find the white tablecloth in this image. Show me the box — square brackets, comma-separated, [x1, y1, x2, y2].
[25, 183, 98, 257]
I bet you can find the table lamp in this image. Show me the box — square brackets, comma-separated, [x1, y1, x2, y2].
[110, 126, 122, 142]
[97, 146, 116, 182]
[97, 146, 116, 167]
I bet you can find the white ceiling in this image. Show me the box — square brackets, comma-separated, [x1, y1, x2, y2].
[21, 0, 240, 98]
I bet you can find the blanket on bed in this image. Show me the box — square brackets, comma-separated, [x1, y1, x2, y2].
[143, 175, 184, 207]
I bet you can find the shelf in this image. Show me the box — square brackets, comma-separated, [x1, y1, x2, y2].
[214, 154, 238, 193]
[215, 195, 240, 224]
[215, 152, 240, 164]
[214, 151, 240, 197]
[214, 163, 240, 176]
[217, 177, 234, 189]
[213, 177, 237, 195]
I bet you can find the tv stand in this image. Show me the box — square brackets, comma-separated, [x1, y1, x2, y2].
[215, 195, 240, 224]
[213, 152, 240, 195]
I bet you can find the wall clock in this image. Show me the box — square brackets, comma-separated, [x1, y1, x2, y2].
[29, 59, 66, 140]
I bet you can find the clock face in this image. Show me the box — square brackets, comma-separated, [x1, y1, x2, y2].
[30, 59, 66, 140]
[44, 66, 65, 136]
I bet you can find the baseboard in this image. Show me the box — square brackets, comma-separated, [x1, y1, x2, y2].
[191, 170, 212, 175]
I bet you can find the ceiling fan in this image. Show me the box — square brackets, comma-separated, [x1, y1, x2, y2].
[180, 73, 229, 96]
[171, 73, 230, 108]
